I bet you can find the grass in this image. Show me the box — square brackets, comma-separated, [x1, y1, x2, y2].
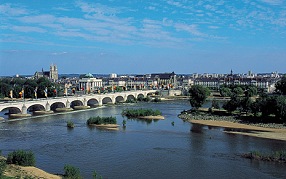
[87, 116, 117, 125]
[122, 108, 162, 118]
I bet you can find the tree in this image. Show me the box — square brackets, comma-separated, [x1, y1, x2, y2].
[240, 97, 253, 114]
[0, 82, 11, 98]
[275, 95, 286, 121]
[219, 86, 232, 97]
[244, 85, 258, 97]
[189, 85, 210, 109]
[275, 76, 286, 95]
[222, 95, 241, 113]
[260, 95, 277, 117]
[232, 86, 244, 96]
[211, 100, 220, 109]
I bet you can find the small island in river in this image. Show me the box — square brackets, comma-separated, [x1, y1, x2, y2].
[121, 108, 164, 120]
[86, 116, 119, 129]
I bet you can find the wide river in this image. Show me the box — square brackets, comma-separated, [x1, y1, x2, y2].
[0, 100, 286, 179]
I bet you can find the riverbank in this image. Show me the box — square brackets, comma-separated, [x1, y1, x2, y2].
[4, 164, 61, 179]
[191, 119, 286, 141]
[179, 113, 286, 141]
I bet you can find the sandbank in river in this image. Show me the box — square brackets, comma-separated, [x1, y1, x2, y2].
[189, 119, 286, 141]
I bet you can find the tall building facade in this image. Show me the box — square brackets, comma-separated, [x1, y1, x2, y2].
[49, 64, 58, 81]
[34, 64, 58, 81]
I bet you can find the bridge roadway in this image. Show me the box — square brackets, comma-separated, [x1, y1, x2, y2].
[0, 90, 157, 115]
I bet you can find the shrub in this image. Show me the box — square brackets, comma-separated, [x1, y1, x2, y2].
[6, 150, 35, 166]
[87, 116, 117, 125]
[122, 119, 126, 127]
[0, 159, 6, 177]
[153, 97, 161, 103]
[67, 121, 74, 128]
[243, 150, 286, 162]
[64, 164, 82, 179]
[122, 108, 162, 118]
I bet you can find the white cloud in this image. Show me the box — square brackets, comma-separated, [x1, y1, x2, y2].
[0, 3, 28, 16]
[51, 52, 67, 56]
[261, 0, 283, 5]
[75, 1, 119, 15]
[175, 23, 205, 37]
[11, 26, 46, 33]
[19, 14, 56, 24]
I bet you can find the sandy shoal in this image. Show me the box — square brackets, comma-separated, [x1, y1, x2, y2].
[5, 164, 61, 179]
[93, 124, 119, 128]
[137, 115, 165, 120]
[190, 119, 286, 141]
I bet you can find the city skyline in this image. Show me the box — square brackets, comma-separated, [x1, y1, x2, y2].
[1, 0, 286, 76]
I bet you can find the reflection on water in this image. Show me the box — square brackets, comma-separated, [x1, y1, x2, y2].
[125, 117, 160, 125]
[190, 124, 204, 133]
[0, 100, 286, 179]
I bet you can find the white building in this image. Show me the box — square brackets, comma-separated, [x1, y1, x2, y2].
[79, 73, 103, 93]
[110, 73, 117, 78]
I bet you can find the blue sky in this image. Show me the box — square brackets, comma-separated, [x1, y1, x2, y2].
[0, 0, 286, 76]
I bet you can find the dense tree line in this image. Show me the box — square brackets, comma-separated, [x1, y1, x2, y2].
[222, 93, 286, 121]
[0, 77, 62, 99]
[219, 84, 258, 97]
[189, 78, 286, 122]
[221, 77, 286, 122]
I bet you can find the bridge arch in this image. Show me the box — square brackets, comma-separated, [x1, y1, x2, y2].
[137, 94, 144, 99]
[102, 97, 112, 105]
[115, 96, 124, 103]
[87, 98, 99, 107]
[71, 100, 84, 108]
[1, 107, 21, 114]
[27, 104, 45, 112]
[50, 102, 66, 111]
[127, 95, 136, 101]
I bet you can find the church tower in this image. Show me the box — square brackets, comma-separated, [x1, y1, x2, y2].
[50, 64, 58, 81]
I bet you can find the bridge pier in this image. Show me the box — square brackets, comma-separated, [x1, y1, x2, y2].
[98, 97, 102, 106]
[83, 98, 87, 106]
[66, 100, 70, 108]
[111, 96, 116, 104]
[21, 104, 27, 114]
[46, 102, 51, 111]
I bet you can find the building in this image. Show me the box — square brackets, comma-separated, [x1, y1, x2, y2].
[49, 64, 58, 81]
[150, 72, 177, 89]
[34, 64, 58, 82]
[79, 73, 103, 93]
[193, 76, 280, 93]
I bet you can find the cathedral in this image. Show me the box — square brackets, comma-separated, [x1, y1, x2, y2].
[34, 64, 58, 82]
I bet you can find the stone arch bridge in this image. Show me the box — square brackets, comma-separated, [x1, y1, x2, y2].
[0, 90, 157, 116]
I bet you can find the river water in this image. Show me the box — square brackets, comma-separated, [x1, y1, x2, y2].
[0, 100, 286, 179]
